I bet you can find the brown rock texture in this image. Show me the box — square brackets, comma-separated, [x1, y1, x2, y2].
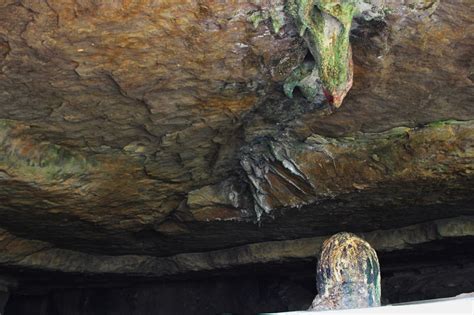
[0, 0, 472, 286]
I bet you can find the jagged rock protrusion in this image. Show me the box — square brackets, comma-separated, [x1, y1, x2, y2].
[241, 120, 474, 218]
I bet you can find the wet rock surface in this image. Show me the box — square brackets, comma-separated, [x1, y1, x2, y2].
[0, 0, 473, 313]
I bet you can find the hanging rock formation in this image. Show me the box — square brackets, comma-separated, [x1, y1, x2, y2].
[285, 0, 359, 106]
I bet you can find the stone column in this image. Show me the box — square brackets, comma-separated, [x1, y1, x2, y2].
[309, 232, 381, 311]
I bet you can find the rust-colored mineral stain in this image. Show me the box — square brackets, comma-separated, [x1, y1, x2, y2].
[205, 95, 257, 112]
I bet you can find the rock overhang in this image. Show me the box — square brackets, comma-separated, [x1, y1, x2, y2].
[0, 0, 472, 280]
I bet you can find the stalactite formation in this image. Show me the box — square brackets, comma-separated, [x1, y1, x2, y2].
[285, 0, 357, 107]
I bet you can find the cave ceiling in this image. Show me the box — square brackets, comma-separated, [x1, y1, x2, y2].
[0, 0, 473, 276]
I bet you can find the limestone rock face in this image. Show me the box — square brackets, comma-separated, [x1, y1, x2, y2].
[0, 0, 473, 282]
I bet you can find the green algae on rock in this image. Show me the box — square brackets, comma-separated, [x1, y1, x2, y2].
[248, 3, 286, 34]
[285, 0, 358, 107]
[0, 120, 94, 182]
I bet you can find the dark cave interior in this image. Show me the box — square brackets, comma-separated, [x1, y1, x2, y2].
[3, 237, 474, 315]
